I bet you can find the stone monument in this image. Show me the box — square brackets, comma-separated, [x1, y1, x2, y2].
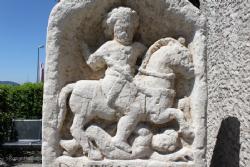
[43, 0, 206, 167]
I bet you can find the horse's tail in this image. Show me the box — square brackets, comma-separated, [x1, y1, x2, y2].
[57, 83, 75, 130]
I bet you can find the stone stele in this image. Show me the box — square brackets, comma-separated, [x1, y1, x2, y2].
[43, 0, 206, 167]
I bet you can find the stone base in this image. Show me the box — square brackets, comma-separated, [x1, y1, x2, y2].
[54, 156, 194, 167]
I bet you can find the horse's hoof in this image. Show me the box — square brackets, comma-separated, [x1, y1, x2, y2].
[60, 139, 80, 156]
[88, 149, 103, 160]
[112, 138, 132, 153]
[176, 148, 194, 162]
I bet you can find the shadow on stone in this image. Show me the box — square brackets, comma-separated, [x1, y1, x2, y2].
[188, 0, 200, 8]
[210, 116, 240, 167]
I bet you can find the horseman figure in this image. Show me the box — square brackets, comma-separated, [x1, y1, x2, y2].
[57, 7, 195, 159]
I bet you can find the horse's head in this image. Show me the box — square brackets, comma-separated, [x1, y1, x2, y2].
[139, 38, 194, 80]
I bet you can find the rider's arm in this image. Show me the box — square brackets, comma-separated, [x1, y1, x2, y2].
[87, 46, 107, 71]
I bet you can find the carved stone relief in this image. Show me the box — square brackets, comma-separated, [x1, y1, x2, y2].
[43, 1, 206, 167]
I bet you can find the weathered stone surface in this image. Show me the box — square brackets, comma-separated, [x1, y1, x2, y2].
[43, 0, 206, 167]
[200, 1, 250, 167]
[54, 156, 195, 167]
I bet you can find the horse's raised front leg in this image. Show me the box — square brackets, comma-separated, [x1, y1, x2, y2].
[149, 108, 194, 142]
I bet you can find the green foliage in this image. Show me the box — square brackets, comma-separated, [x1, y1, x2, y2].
[0, 83, 43, 143]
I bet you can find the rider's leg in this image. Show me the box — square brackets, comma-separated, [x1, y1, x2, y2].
[112, 102, 142, 153]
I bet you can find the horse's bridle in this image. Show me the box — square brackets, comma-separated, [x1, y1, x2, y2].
[138, 68, 175, 80]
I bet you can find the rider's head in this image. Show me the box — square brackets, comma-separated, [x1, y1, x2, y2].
[103, 7, 139, 45]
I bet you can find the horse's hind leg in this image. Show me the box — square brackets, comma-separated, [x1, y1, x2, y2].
[70, 113, 91, 154]
[70, 96, 94, 155]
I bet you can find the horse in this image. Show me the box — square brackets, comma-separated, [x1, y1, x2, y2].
[57, 37, 195, 157]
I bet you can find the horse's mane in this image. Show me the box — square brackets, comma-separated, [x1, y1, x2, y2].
[138, 37, 194, 79]
[139, 37, 177, 70]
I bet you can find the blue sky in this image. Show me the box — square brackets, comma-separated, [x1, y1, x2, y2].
[0, 1, 57, 83]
